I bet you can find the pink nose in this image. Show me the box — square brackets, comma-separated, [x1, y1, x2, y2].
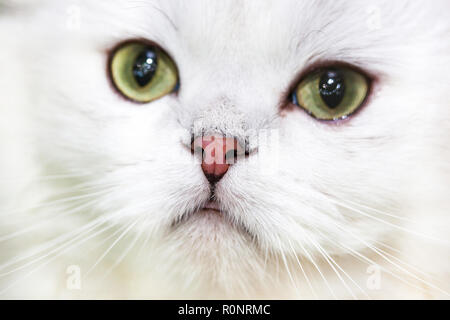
[191, 135, 241, 184]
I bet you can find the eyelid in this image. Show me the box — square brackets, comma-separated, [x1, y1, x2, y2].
[285, 61, 375, 100]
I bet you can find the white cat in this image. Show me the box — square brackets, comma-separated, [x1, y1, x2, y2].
[0, 0, 449, 299]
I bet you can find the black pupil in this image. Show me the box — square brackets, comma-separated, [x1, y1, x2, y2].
[133, 48, 158, 87]
[319, 70, 345, 109]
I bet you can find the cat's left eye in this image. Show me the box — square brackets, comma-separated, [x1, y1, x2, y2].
[291, 66, 369, 120]
[109, 41, 178, 103]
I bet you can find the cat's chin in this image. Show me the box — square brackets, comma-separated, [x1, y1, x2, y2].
[158, 205, 266, 298]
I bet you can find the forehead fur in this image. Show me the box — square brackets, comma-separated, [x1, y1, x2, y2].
[6, 0, 450, 63]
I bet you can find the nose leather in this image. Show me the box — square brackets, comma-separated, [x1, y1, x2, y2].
[192, 135, 240, 184]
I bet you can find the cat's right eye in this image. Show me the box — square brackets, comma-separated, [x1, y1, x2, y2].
[109, 41, 179, 103]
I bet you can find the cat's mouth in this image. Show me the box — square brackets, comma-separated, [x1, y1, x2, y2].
[201, 200, 221, 213]
[171, 199, 254, 238]
[172, 200, 224, 226]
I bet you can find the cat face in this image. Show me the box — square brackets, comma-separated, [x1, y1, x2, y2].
[2, 0, 449, 294]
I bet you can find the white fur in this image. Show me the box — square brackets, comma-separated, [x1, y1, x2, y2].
[0, 0, 449, 299]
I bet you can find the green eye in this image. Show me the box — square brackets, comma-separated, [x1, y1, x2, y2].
[110, 42, 178, 103]
[292, 67, 369, 120]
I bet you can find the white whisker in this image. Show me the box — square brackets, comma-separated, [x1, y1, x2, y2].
[85, 218, 141, 277]
[287, 239, 317, 298]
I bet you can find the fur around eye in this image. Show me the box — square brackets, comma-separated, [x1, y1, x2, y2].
[109, 41, 179, 103]
[291, 66, 369, 121]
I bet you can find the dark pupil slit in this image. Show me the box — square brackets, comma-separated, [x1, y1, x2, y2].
[133, 48, 158, 87]
[319, 70, 345, 109]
